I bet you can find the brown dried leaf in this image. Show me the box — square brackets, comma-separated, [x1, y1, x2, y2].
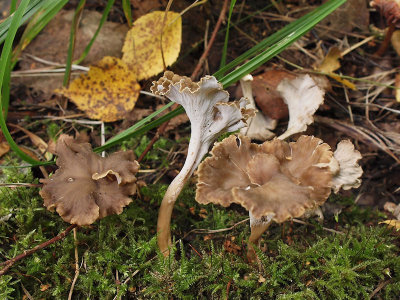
[252, 70, 294, 120]
[57, 56, 140, 122]
[0, 132, 10, 158]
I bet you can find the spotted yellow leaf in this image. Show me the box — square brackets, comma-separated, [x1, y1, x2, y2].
[380, 219, 400, 230]
[57, 56, 140, 122]
[122, 11, 182, 80]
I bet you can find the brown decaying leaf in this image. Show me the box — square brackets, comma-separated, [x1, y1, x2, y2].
[0, 132, 10, 158]
[318, 0, 369, 38]
[19, 10, 128, 69]
[0, 142, 10, 158]
[8, 123, 48, 155]
[122, 11, 182, 80]
[56, 56, 140, 122]
[252, 70, 294, 120]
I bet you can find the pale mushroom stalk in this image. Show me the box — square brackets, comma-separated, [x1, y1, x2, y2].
[239, 74, 276, 140]
[247, 212, 272, 262]
[157, 126, 204, 253]
[151, 71, 254, 255]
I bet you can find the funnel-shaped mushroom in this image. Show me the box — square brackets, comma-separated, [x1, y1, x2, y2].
[40, 135, 139, 225]
[196, 135, 362, 261]
[150, 71, 254, 255]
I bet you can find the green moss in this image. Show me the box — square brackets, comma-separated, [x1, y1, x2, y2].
[0, 166, 399, 299]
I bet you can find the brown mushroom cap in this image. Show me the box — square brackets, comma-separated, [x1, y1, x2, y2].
[40, 135, 139, 225]
[196, 135, 334, 222]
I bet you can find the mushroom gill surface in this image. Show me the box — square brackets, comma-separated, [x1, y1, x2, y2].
[40, 135, 139, 225]
[196, 135, 334, 222]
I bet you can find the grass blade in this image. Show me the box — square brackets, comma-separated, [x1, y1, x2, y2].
[219, 0, 236, 71]
[94, 102, 178, 152]
[0, 0, 48, 45]
[0, 0, 41, 165]
[74, 0, 116, 64]
[12, 0, 68, 64]
[122, 0, 133, 28]
[63, 0, 86, 87]
[214, 0, 346, 80]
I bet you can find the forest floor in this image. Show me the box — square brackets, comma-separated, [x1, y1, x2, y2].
[0, 0, 400, 299]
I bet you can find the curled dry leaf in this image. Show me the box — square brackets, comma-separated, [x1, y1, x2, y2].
[40, 135, 139, 225]
[122, 11, 182, 80]
[277, 74, 325, 140]
[56, 56, 140, 122]
[251, 70, 294, 120]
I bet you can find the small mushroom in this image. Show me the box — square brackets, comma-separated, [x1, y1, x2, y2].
[150, 71, 254, 255]
[196, 135, 362, 261]
[40, 135, 139, 225]
[277, 74, 325, 140]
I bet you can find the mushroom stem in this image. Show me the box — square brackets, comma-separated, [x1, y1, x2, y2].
[247, 221, 271, 262]
[157, 128, 204, 255]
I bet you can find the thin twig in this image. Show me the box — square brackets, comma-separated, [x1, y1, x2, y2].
[68, 228, 80, 300]
[291, 219, 344, 235]
[0, 224, 77, 276]
[369, 279, 392, 299]
[160, 0, 174, 70]
[191, 0, 229, 79]
[0, 183, 41, 188]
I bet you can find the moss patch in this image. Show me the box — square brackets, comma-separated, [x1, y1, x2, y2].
[0, 166, 399, 299]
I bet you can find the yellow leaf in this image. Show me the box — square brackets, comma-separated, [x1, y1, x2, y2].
[395, 73, 400, 102]
[390, 30, 400, 57]
[327, 73, 357, 90]
[380, 219, 400, 230]
[318, 47, 341, 73]
[122, 11, 182, 80]
[57, 56, 140, 122]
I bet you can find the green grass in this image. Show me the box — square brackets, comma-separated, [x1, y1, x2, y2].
[0, 165, 399, 299]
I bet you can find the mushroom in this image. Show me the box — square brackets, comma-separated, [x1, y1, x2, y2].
[150, 71, 254, 255]
[196, 135, 362, 261]
[277, 74, 325, 140]
[40, 135, 139, 225]
[239, 74, 276, 141]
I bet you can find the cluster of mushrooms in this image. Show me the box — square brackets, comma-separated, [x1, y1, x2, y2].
[41, 71, 363, 261]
